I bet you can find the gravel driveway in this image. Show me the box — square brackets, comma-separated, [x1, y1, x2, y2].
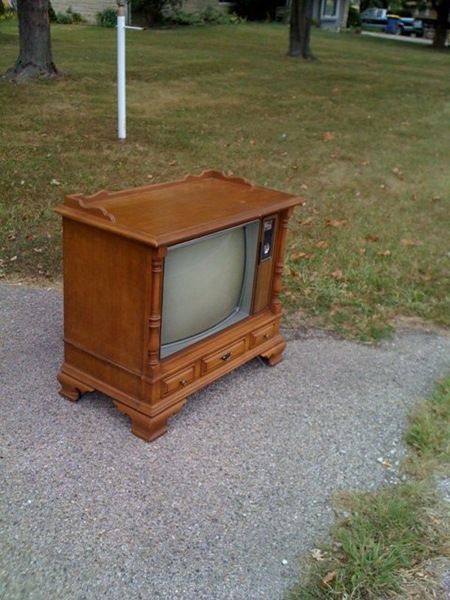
[1, 283, 449, 600]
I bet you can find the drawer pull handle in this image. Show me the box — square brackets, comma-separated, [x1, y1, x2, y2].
[221, 352, 232, 362]
[179, 379, 188, 387]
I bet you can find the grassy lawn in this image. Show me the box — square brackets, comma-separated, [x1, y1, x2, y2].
[288, 377, 450, 599]
[1, 21, 449, 340]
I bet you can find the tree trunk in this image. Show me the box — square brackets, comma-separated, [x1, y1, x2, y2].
[288, 0, 317, 59]
[5, 0, 58, 81]
[432, 0, 450, 49]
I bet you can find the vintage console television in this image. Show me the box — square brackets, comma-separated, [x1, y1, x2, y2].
[55, 171, 302, 441]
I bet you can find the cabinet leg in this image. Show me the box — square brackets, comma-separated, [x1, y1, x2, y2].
[260, 340, 286, 367]
[113, 398, 187, 442]
[57, 369, 94, 401]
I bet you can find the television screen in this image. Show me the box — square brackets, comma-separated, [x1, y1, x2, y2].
[160, 221, 259, 357]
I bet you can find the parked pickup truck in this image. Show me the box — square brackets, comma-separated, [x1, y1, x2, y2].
[360, 8, 424, 37]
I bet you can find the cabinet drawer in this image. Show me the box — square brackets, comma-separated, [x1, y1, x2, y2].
[250, 322, 277, 348]
[201, 339, 246, 375]
[161, 366, 195, 397]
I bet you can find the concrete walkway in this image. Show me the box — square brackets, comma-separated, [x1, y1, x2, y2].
[1, 283, 449, 600]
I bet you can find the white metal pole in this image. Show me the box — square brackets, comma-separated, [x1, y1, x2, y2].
[117, 2, 126, 141]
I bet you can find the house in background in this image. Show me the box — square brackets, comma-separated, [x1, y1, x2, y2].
[312, 0, 350, 30]
[50, 0, 349, 30]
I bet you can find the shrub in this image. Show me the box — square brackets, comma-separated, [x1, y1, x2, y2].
[161, 4, 242, 26]
[96, 8, 118, 27]
[231, 0, 279, 21]
[131, 0, 179, 26]
[0, 3, 15, 21]
[161, 5, 202, 25]
[347, 5, 361, 28]
[55, 11, 73, 24]
[68, 7, 84, 23]
[48, 1, 57, 22]
[54, 7, 84, 25]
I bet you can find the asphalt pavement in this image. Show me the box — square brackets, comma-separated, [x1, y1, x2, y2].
[1, 283, 450, 600]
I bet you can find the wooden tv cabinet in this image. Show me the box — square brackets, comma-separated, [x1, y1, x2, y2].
[55, 171, 302, 441]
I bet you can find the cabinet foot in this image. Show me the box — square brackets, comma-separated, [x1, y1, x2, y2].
[112, 399, 187, 442]
[260, 340, 286, 367]
[57, 370, 94, 401]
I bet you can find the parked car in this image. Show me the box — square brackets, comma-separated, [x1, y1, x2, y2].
[360, 8, 424, 37]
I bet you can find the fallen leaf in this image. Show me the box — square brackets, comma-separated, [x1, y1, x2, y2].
[322, 131, 335, 142]
[33, 248, 43, 254]
[316, 241, 328, 249]
[289, 268, 300, 278]
[377, 457, 393, 468]
[419, 273, 432, 282]
[10, 256, 17, 262]
[7, 233, 16, 241]
[322, 570, 337, 586]
[307, 207, 319, 214]
[249, 139, 256, 145]
[168, 160, 177, 166]
[300, 184, 308, 190]
[311, 548, 326, 561]
[291, 252, 311, 261]
[377, 250, 391, 257]
[326, 219, 348, 228]
[400, 239, 423, 247]
[50, 179, 61, 186]
[299, 217, 313, 226]
[365, 234, 379, 242]
[359, 247, 366, 255]
[331, 269, 344, 280]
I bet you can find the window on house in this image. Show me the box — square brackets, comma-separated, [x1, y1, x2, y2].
[322, 0, 338, 17]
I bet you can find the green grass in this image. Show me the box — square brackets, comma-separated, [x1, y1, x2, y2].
[405, 376, 450, 478]
[287, 377, 450, 599]
[1, 21, 449, 339]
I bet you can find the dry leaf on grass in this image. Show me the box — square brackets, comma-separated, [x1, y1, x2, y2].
[299, 217, 313, 226]
[326, 219, 348, 228]
[322, 131, 335, 141]
[322, 570, 337, 586]
[366, 234, 379, 242]
[311, 548, 327, 561]
[377, 250, 391, 257]
[401, 239, 423, 247]
[291, 252, 311, 261]
[316, 241, 328, 249]
[331, 269, 344, 280]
